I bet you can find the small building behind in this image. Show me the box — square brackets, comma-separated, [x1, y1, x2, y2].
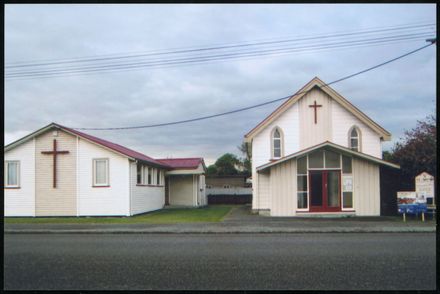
[157, 158, 207, 207]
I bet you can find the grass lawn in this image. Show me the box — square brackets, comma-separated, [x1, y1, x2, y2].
[4, 205, 234, 224]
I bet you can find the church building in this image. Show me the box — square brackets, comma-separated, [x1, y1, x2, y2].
[244, 77, 400, 216]
[4, 123, 206, 217]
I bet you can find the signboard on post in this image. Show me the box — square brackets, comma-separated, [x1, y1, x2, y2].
[397, 191, 427, 215]
[415, 172, 435, 206]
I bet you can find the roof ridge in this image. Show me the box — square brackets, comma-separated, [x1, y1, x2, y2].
[157, 157, 202, 160]
[54, 123, 169, 168]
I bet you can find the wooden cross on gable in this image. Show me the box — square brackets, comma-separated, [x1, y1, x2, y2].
[308, 100, 322, 124]
[41, 139, 69, 188]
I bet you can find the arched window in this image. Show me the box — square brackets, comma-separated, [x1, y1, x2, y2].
[271, 127, 283, 158]
[348, 126, 361, 152]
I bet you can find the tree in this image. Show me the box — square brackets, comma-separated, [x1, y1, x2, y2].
[206, 164, 218, 176]
[214, 153, 240, 175]
[237, 142, 252, 175]
[389, 114, 436, 190]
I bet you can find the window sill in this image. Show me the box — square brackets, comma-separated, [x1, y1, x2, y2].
[136, 184, 164, 187]
[92, 185, 110, 188]
[4, 186, 21, 189]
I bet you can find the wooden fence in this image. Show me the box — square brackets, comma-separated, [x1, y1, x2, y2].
[208, 194, 252, 205]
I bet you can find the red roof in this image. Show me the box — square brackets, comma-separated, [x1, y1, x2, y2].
[157, 158, 204, 170]
[56, 123, 171, 168]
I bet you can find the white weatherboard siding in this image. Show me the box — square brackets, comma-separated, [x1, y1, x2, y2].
[332, 100, 382, 158]
[269, 160, 297, 216]
[353, 158, 380, 216]
[252, 103, 299, 209]
[169, 175, 195, 206]
[4, 139, 36, 216]
[129, 162, 165, 215]
[256, 171, 271, 210]
[298, 88, 333, 149]
[77, 138, 130, 216]
[35, 130, 77, 216]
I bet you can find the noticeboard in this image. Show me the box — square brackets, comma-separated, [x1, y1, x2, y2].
[397, 191, 427, 214]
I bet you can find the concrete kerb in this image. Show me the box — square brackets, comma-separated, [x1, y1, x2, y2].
[4, 227, 436, 234]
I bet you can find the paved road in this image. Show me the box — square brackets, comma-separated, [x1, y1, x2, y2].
[4, 233, 436, 290]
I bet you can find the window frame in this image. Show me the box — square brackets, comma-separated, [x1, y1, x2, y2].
[147, 167, 152, 185]
[93, 158, 110, 187]
[156, 169, 161, 186]
[142, 165, 149, 185]
[348, 126, 362, 152]
[5, 160, 20, 188]
[341, 155, 354, 211]
[271, 127, 284, 159]
[296, 156, 309, 211]
[136, 163, 143, 185]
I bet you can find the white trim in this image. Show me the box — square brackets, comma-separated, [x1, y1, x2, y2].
[270, 126, 284, 160]
[341, 155, 354, 210]
[34, 137, 36, 217]
[76, 137, 79, 216]
[257, 141, 399, 171]
[129, 160, 132, 216]
[93, 158, 109, 186]
[5, 160, 20, 188]
[348, 125, 362, 152]
[296, 156, 309, 212]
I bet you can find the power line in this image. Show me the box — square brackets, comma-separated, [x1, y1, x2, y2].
[6, 22, 435, 68]
[71, 42, 434, 131]
[7, 20, 433, 66]
[7, 31, 432, 74]
[6, 38, 428, 81]
[6, 32, 434, 79]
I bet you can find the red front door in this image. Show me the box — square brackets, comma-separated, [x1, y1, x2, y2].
[309, 170, 341, 212]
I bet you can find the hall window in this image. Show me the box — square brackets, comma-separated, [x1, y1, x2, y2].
[93, 158, 109, 186]
[349, 126, 361, 152]
[5, 161, 20, 188]
[272, 127, 283, 159]
[157, 169, 161, 186]
[143, 166, 149, 184]
[136, 164, 143, 184]
[297, 156, 308, 209]
[148, 167, 152, 185]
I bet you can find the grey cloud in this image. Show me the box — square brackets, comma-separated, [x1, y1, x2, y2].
[5, 4, 436, 162]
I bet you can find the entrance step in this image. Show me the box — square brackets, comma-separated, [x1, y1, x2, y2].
[296, 212, 356, 218]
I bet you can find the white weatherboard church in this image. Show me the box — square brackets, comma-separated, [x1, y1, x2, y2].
[245, 77, 400, 216]
[4, 123, 207, 217]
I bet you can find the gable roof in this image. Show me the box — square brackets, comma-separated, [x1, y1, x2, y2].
[157, 158, 206, 171]
[244, 77, 391, 141]
[257, 141, 400, 172]
[4, 123, 171, 169]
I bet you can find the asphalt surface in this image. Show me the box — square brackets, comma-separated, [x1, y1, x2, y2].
[4, 233, 436, 290]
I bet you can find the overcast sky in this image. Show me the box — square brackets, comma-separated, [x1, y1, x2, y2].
[5, 4, 436, 165]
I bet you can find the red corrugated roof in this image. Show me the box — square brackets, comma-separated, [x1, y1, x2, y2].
[56, 123, 171, 168]
[156, 158, 204, 170]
